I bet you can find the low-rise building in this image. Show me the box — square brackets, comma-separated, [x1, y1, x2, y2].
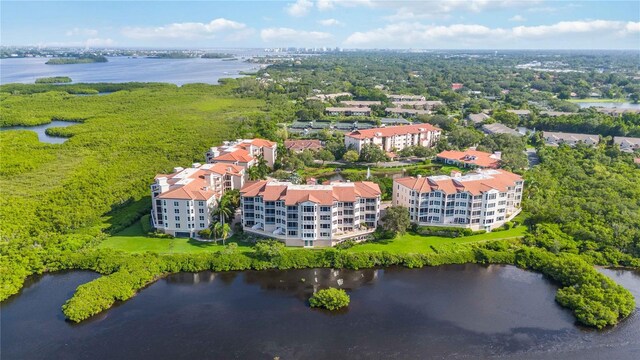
[543, 131, 599, 147]
[506, 109, 532, 119]
[206, 138, 277, 170]
[391, 100, 443, 110]
[393, 169, 524, 231]
[481, 123, 523, 137]
[151, 163, 246, 237]
[539, 111, 576, 117]
[326, 107, 372, 117]
[307, 92, 352, 101]
[385, 107, 431, 117]
[466, 113, 490, 125]
[240, 180, 382, 247]
[437, 149, 501, 169]
[387, 94, 426, 102]
[341, 100, 382, 108]
[613, 136, 640, 153]
[284, 139, 323, 152]
[345, 123, 441, 154]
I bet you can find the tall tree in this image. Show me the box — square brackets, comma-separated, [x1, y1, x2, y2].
[381, 206, 411, 236]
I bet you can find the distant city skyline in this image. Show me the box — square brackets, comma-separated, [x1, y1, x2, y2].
[2, 0, 639, 49]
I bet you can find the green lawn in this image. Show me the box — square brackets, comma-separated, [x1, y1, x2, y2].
[101, 218, 527, 255]
[98, 221, 252, 254]
[349, 225, 527, 254]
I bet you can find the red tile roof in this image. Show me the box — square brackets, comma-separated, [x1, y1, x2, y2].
[284, 139, 323, 152]
[395, 169, 521, 196]
[437, 149, 500, 168]
[346, 123, 441, 140]
[241, 180, 381, 205]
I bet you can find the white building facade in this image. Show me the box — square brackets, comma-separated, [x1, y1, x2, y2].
[205, 138, 277, 170]
[151, 163, 245, 237]
[345, 123, 441, 154]
[240, 180, 382, 247]
[393, 169, 524, 231]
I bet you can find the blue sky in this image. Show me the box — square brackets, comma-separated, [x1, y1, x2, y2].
[2, 1, 639, 49]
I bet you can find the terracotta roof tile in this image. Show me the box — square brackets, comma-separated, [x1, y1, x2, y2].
[437, 149, 500, 168]
[395, 169, 521, 196]
[346, 123, 440, 140]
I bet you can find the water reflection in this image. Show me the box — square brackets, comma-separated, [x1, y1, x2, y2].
[0, 120, 77, 143]
[2, 265, 639, 360]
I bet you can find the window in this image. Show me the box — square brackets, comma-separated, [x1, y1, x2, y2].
[199, 208, 204, 214]
[487, 193, 497, 200]
[303, 224, 315, 230]
[199, 223, 205, 228]
[176, 224, 181, 229]
[199, 216, 205, 221]
[320, 206, 331, 212]
[303, 206, 315, 212]
[288, 230, 298, 236]
[174, 209, 180, 214]
[174, 201, 179, 206]
[320, 215, 331, 221]
[321, 224, 331, 229]
[174, 216, 180, 221]
[199, 201, 205, 206]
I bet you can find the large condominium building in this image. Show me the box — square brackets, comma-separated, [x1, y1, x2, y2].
[345, 123, 441, 154]
[393, 169, 523, 231]
[205, 138, 277, 170]
[151, 163, 246, 237]
[387, 94, 426, 102]
[240, 180, 382, 247]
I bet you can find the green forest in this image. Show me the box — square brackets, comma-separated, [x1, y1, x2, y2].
[1, 52, 639, 329]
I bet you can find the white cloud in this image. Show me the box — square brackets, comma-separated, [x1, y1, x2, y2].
[261, 27, 332, 44]
[85, 38, 115, 47]
[66, 28, 99, 37]
[121, 18, 249, 40]
[37, 38, 115, 48]
[509, 15, 526, 22]
[381, 0, 542, 21]
[318, 18, 342, 26]
[511, 20, 630, 37]
[344, 20, 640, 48]
[317, 0, 375, 10]
[286, 0, 314, 17]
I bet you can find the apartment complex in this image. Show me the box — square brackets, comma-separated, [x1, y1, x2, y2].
[543, 131, 599, 147]
[613, 136, 640, 153]
[325, 107, 372, 116]
[284, 139, 323, 152]
[151, 163, 246, 237]
[344, 123, 441, 154]
[393, 169, 523, 231]
[240, 180, 382, 247]
[387, 94, 426, 102]
[205, 138, 277, 170]
[437, 149, 501, 169]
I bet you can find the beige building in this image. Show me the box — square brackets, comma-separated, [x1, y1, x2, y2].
[387, 94, 426, 102]
[151, 163, 246, 237]
[326, 107, 372, 116]
[344, 123, 441, 154]
[206, 138, 277, 170]
[393, 169, 523, 231]
[341, 100, 382, 108]
[240, 180, 382, 247]
[613, 136, 640, 153]
[543, 131, 599, 147]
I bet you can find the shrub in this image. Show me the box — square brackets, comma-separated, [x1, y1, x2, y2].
[309, 288, 350, 310]
[140, 214, 152, 233]
[336, 239, 356, 250]
[415, 226, 475, 237]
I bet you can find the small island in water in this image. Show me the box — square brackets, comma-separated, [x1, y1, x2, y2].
[46, 55, 108, 65]
[35, 76, 72, 84]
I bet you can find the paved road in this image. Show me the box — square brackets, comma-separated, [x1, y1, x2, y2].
[525, 148, 540, 168]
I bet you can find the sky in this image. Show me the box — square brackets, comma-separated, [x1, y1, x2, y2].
[1, 0, 639, 49]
